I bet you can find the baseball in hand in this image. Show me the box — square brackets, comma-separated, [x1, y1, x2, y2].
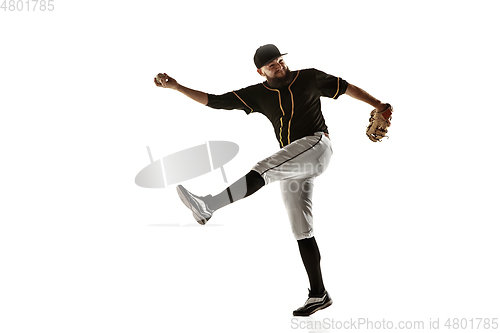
[156, 73, 166, 84]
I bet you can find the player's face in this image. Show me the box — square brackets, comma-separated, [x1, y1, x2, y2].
[257, 57, 292, 88]
[258, 57, 288, 79]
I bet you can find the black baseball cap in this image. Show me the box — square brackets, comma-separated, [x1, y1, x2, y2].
[254, 44, 287, 69]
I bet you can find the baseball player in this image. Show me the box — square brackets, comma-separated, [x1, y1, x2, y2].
[154, 44, 392, 316]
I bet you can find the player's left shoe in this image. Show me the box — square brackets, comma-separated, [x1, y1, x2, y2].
[176, 185, 214, 225]
[293, 289, 332, 316]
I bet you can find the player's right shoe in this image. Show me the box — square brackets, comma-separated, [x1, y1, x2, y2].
[292, 289, 332, 316]
[176, 185, 214, 225]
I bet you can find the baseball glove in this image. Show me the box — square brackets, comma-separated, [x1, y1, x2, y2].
[366, 104, 393, 142]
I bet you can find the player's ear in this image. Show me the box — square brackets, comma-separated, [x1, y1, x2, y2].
[257, 68, 265, 76]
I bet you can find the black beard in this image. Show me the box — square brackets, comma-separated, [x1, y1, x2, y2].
[265, 68, 293, 88]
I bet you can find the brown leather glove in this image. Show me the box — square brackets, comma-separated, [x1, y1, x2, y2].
[366, 104, 393, 142]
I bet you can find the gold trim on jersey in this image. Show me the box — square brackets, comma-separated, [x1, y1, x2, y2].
[286, 70, 300, 145]
[332, 76, 340, 99]
[261, 70, 301, 147]
[261, 84, 285, 147]
[232, 91, 254, 113]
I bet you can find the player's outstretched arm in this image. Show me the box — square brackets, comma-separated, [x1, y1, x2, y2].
[154, 73, 208, 106]
[345, 83, 387, 111]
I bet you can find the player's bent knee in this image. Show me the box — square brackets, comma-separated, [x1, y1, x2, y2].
[294, 230, 314, 241]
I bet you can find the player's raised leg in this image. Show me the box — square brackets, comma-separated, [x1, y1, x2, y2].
[177, 132, 331, 224]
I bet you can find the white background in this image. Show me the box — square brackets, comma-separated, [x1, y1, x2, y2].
[1, 1, 499, 332]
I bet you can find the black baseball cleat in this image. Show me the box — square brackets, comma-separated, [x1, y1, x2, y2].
[176, 185, 214, 225]
[293, 289, 332, 316]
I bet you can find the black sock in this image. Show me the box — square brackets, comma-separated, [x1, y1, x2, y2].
[297, 236, 325, 296]
[207, 170, 265, 211]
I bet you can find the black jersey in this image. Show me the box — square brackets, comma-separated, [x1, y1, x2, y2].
[207, 68, 348, 148]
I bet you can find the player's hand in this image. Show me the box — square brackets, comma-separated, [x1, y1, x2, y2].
[154, 73, 178, 89]
[375, 102, 390, 112]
